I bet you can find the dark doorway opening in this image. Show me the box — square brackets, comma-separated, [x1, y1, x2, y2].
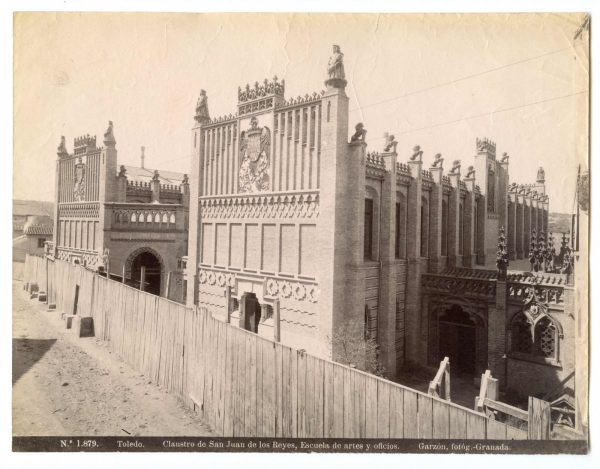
[239, 292, 261, 333]
[130, 251, 162, 296]
[438, 305, 476, 377]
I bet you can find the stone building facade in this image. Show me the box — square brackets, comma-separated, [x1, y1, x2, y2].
[182, 47, 584, 418]
[50, 123, 189, 299]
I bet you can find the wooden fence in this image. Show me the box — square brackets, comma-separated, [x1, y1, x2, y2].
[23, 254, 530, 440]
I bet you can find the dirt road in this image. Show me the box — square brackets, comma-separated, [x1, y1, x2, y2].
[12, 281, 215, 437]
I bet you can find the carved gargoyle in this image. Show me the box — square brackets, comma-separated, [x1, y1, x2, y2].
[383, 132, 397, 152]
[501, 152, 509, 163]
[431, 153, 443, 168]
[410, 145, 423, 162]
[465, 165, 476, 178]
[509, 182, 518, 192]
[350, 122, 367, 143]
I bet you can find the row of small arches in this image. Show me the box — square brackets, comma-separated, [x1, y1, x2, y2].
[114, 211, 176, 224]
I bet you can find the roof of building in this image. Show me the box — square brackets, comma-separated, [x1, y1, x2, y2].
[23, 224, 53, 236]
[121, 166, 185, 185]
[13, 199, 54, 217]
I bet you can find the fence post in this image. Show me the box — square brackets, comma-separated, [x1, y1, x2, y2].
[444, 361, 451, 401]
[528, 396, 551, 440]
[140, 266, 146, 292]
[122, 265, 126, 283]
[273, 299, 280, 342]
[225, 286, 232, 323]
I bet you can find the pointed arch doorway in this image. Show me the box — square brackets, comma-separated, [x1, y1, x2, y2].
[126, 248, 163, 296]
[438, 304, 477, 377]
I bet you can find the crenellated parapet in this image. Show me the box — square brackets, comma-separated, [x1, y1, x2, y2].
[237, 76, 286, 117]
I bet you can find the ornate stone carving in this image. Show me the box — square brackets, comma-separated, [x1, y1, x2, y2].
[431, 153, 443, 168]
[118, 165, 127, 177]
[496, 226, 509, 279]
[410, 145, 423, 162]
[501, 152, 510, 163]
[450, 159, 461, 175]
[465, 165, 476, 179]
[73, 157, 86, 202]
[350, 123, 367, 143]
[238, 76, 285, 103]
[239, 117, 271, 193]
[57, 136, 69, 158]
[194, 89, 210, 123]
[537, 166, 545, 183]
[383, 132, 397, 152]
[200, 193, 319, 220]
[103, 120, 116, 146]
[326, 44, 346, 88]
[476, 137, 496, 157]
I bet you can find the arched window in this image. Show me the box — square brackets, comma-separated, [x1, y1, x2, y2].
[154, 213, 160, 223]
[511, 312, 532, 354]
[511, 311, 559, 361]
[395, 192, 407, 259]
[487, 166, 496, 212]
[131, 213, 137, 223]
[535, 317, 557, 359]
[146, 213, 152, 223]
[169, 213, 176, 224]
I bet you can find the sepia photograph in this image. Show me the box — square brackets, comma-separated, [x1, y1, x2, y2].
[7, 4, 592, 460]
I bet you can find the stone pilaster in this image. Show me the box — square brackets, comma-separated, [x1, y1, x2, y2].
[316, 81, 354, 359]
[463, 177, 476, 268]
[428, 166, 444, 273]
[378, 150, 399, 377]
[186, 118, 207, 307]
[404, 158, 423, 366]
[489, 280, 507, 388]
[447, 171, 461, 267]
[523, 196, 531, 257]
[508, 193, 517, 260]
[116, 171, 127, 203]
[498, 159, 509, 232]
[151, 173, 161, 203]
[98, 122, 118, 261]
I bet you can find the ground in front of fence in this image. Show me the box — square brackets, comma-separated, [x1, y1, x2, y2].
[12, 280, 216, 437]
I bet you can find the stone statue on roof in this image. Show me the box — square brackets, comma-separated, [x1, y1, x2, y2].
[327, 45, 345, 80]
[195, 89, 210, 123]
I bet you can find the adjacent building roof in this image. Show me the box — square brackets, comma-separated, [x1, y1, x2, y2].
[122, 166, 185, 185]
[23, 224, 53, 236]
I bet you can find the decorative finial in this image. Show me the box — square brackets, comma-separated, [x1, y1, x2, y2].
[103, 120, 116, 146]
[431, 153, 443, 168]
[325, 44, 347, 88]
[152, 170, 160, 182]
[410, 145, 423, 162]
[57, 136, 69, 158]
[450, 159, 461, 174]
[118, 165, 127, 177]
[465, 165, 475, 179]
[350, 123, 366, 143]
[383, 132, 397, 152]
[182, 174, 189, 185]
[501, 152, 509, 163]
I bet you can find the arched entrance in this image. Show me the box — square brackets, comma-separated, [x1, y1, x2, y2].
[128, 249, 163, 296]
[438, 304, 476, 376]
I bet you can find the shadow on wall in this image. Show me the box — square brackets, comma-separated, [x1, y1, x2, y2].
[12, 338, 57, 385]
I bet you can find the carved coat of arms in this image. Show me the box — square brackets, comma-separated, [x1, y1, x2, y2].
[239, 117, 271, 193]
[73, 157, 86, 201]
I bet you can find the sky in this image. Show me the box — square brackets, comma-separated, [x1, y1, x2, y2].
[13, 12, 589, 213]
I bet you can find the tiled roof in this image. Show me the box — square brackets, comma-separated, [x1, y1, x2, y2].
[23, 224, 53, 236]
[121, 166, 185, 185]
[433, 267, 565, 285]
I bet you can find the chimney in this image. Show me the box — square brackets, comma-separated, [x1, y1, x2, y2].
[141, 146, 145, 169]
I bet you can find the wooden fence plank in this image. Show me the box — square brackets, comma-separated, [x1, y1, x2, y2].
[448, 405, 468, 439]
[487, 419, 508, 440]
[297, 351, 306, 438]
[354, 365, 366, 438]
[364, 376, 378, 438]
[466, 412, 487, 439]
[389, 386, 404, 438]
[432, 399, 450, 438]
[403, 389, 418, 438]
[323, 361, 334, 438]
[417, 394, 433, 438]
[377, 381, 390, 438]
